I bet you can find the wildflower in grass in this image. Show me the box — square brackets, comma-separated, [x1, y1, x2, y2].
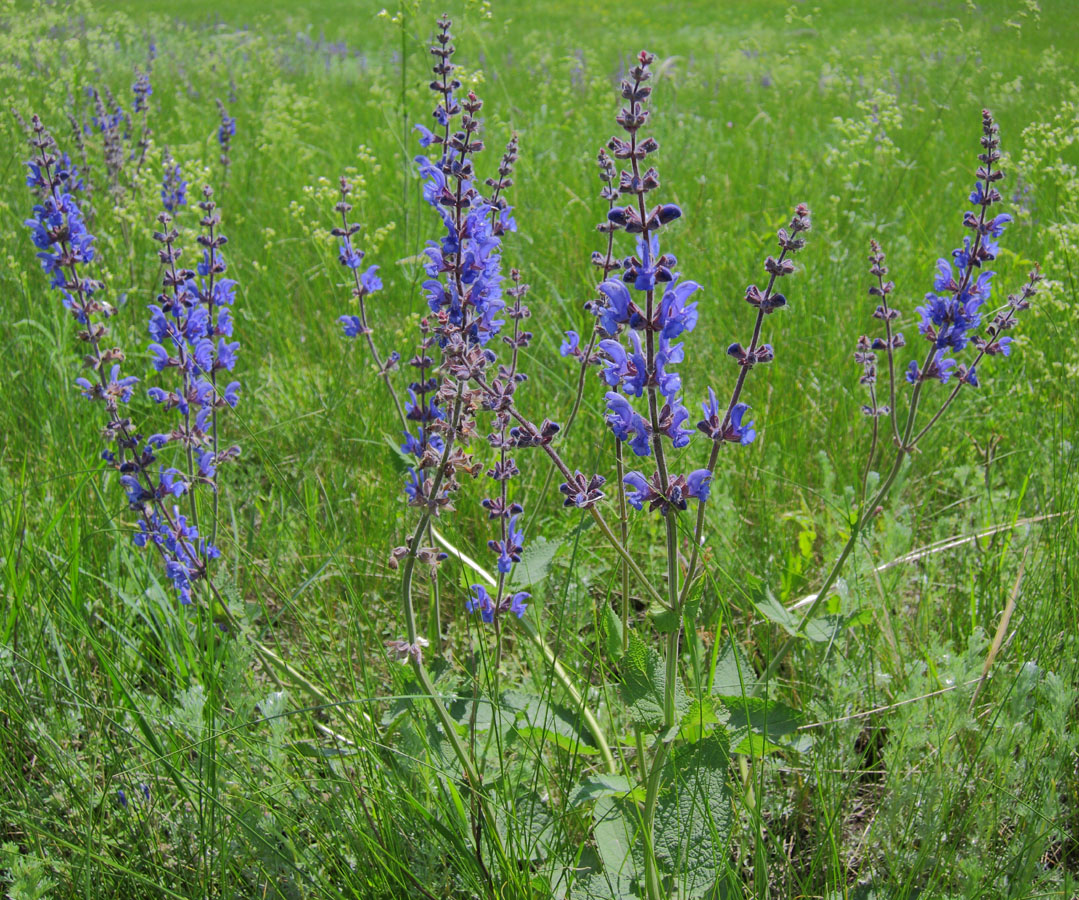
[590, 51, 798, 517]
[161, 147, 187, 212]
[23, 115, 218, 606]
[332, 175, 407, 429]
[132, 68, 153, 174]
[908, 109, 1018, 386]
[88, 86, 128, 197]
[132, 70, 153, 114]
[410, 16, 534, 606]
[143, 182, 242, 599]
[216, 99, 236, 186]
[465, 584, 530, 623]
[849, 110, 1040, 548]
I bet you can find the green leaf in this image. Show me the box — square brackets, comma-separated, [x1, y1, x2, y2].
[678, 696, 725, 744]
[803, 607, 872, 643]
[586, 795, 640, 898]
[654, 730, 733, 898]
[716, 696, 804, 739]
[620, 632, 689, 730]
[649, 590, 700, 634]
[710, 637, 757, 697]
[731, 732, 786, 757]
[599, 602, 624, 661]
[509, 536, 562, 588]
[570, 774, 646, 806]
[752, 588, 798, 635]
[503, 689, 598, 754]
[497, 788, 558, 863]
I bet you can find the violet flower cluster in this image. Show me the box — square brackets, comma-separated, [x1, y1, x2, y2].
[906, 109, 1020, 388]
[216, 99, 236, 184]
[23, 117, 217, 605]
[858, 110, 1039, 440]
[161, 147, 188, 213]
[147, 185, 242, 480]
[586, 52, 744, 515]
[415, 18, 533, 624]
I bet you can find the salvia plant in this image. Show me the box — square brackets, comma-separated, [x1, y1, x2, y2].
[23, 111, 241, 610]
[21, 15, 1046, 900]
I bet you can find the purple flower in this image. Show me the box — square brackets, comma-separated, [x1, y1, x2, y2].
[361, 265, 382, 293]
[488, 514, 524, 574]
[339, 315, 367, 337]
[605, 392, 651, 457]
[622, 471, 655, 511]
[657, 279, 700, 339]
[686, 469, 713, 502]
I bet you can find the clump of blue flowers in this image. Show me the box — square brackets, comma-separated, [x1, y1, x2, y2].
[146, 181, 242, 583]
[853, 109, 1041, 478]
[23, 116, 221, 606]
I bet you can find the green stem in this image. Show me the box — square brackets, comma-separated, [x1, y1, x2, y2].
[754, 347, 933, 694]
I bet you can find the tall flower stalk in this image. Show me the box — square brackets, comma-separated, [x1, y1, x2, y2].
[758, 108, 1039, 690]
[24, 116, 216, 606]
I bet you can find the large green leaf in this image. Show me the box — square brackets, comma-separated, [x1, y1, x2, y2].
[599, 602, 624, 661]
[503, 689, 599, 755]
[803, 608, 873, 643]
[620, 632, 688, 731]
[570, 774, 646, 806]
[508, 536, 562, 587]
[654, 730, 733, 899]
[585, 795, 641, 898]
[710, 637, 757, 697]
[716, 696, 804, 738]
[751, 588, 799, 635]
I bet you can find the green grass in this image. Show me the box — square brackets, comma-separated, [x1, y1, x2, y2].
[1, 0, 1077, 897]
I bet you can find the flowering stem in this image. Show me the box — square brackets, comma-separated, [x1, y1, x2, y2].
[488, 390, 670, 612]
[754, 342, 933, 692]
[398, 388, 506, 871]
[860, 384, 880, 507]
[614, 437, 631, 654]
[677, 228, 799, 607]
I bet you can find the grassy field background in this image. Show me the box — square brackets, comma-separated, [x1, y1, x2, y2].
[1, 0, 1077, 897]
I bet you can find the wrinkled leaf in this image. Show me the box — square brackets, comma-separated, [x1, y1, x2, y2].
[588, 795, 640, 898]
[752, 588, 798, 635]
[654, 730, 733, 898]
[509, 536, 562, 588]
[717, 696, 803, 738]
[710, 637, 757, 697]
[599, 602, 624, 661]
[503, 689, 598, 754]
[803, 607, 872, 643]
[570, 774, 645, 806]
[620, 631, 688, 730]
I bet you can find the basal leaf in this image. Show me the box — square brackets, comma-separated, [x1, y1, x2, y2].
[752, 588, 798, 635]
[716, 696, 804, 738]
[570, 774, 646, 806]
[654, 730, 733, 898]
[599, 602, 624, 661]
[803, 608, 872, 643]
[710, 637, 757, 697]
[503, 689, 598, 754]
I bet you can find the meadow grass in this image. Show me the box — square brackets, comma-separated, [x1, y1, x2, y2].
[0, 0, 1077, 897]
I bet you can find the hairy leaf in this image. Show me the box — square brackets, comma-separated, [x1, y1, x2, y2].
[654, 730, 733, 898]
